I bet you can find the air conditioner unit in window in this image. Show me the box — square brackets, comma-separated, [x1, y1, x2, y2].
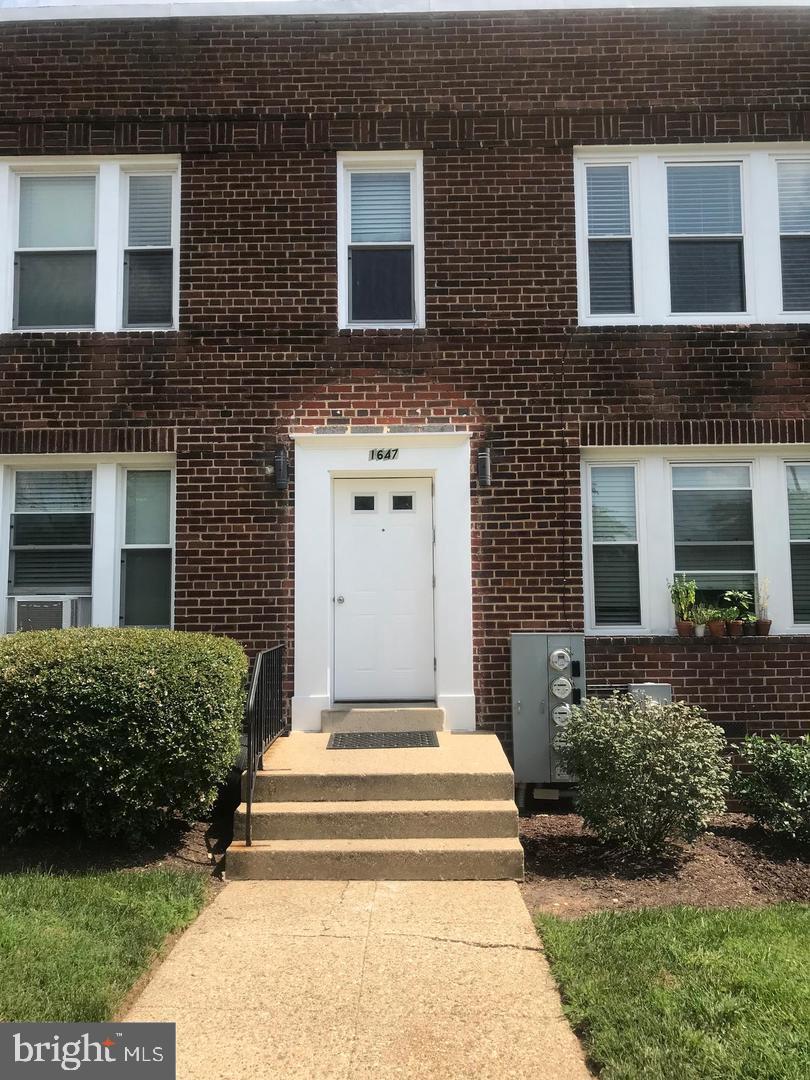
[12, 597, 92, 632]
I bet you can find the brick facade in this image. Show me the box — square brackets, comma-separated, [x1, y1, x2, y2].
[2, 8, 810, 749]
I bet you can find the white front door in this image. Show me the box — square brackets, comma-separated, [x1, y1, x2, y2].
[333, 477, 435, 701]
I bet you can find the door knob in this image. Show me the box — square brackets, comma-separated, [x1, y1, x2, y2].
[336, 595, 345, 604]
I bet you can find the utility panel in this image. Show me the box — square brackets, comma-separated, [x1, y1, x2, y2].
[510, 633, 586, 785]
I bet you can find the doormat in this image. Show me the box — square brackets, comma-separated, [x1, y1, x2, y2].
[327, 731, 440, 749]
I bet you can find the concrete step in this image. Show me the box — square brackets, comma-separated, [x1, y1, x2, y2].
[226, 836, 525, 881]
[321, 705, 445, 733]
[250, 731, 515, 803]
[233, 798, 518, 841]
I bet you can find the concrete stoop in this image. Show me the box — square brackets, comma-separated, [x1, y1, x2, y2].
[227, 730, 524, 881]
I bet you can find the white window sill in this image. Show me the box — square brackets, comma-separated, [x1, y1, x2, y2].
[8, 326, 177, 334]
[578, 314, 810, 329]
[340, 323, 424, 331]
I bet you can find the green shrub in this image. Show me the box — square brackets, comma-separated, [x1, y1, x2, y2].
[0, 628, 247, 843]
[555, 694, 730, 854]
[733, 734, 810, 840]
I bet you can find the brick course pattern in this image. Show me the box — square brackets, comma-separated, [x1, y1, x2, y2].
[1, 9, 810, 747]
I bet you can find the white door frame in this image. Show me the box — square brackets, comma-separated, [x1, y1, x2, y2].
[292, 431, 475, 731]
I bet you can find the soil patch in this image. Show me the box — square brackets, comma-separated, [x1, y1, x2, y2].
[520, 811, 809, 918]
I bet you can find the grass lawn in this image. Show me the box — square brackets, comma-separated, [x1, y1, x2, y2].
[537, 904, 810, 1080]
[0, 869, 207, 1022]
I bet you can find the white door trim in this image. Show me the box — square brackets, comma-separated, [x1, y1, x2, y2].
[292, 431, 475, 731]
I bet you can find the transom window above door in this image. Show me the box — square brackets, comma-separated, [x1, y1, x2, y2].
[337, 151, 425, 330]
[575, 144, 810, 326]
[0, 156, 180, 333]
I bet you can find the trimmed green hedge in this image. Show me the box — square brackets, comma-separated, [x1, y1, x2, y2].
[733, 734, 810, 841]
[0, 628, 247, 843]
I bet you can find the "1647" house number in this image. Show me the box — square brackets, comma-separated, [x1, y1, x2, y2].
[368, 448, 399, 461]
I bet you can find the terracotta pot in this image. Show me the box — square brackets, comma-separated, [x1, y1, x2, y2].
[675, 619, 695, 638]
[728, 620, 744, 638]
[707, 619, 727, 638]
[742, 619, 757, 636]
[756, 618, 772, 636]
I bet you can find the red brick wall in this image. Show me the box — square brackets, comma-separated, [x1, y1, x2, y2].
[1, 9, 810, 745]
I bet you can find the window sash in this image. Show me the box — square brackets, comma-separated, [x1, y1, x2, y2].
[589, 464, 642, 627]
[119, 469, 174, 629]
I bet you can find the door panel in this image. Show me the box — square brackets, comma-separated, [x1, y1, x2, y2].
[334, 477, 435, 701]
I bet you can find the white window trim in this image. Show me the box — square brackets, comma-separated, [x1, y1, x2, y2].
[336, 150, 425, 330]
[574, 142, 810, 327]
[0, 156, 180, 334]
[582, 445, 810, 636]
[0, 454, 175, 634]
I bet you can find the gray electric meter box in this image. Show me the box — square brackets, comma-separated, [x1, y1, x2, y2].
[510, 633, 586, 785]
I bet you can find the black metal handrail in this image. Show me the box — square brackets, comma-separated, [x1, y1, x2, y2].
[244, 644, 287, 846]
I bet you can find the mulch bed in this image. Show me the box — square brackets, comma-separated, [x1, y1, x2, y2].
[520, 811, 810, 918]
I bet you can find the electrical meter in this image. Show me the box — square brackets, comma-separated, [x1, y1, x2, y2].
[552, 703, 572, 726]
[550, 676, 573, 699]
[549, 648, 571, 672]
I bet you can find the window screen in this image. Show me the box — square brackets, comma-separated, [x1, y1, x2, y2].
[585, 165, 634, 315]
[778, 161, 810, 312]
[590, 465, 641, 624]
[348, 171, 414, 323]
[667, 165, 745, 313]
[14, 176, 97, 329]
[671, 464, 756, 604]
[124, 174, 174, 328]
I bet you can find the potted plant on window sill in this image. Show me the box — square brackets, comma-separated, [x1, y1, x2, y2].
[669, 577, 697, 638]
[755, 578, 772, 636]
[693, 604, 712, 638]
[705, 608, 727, 638]
[742, 612, 758, 636]
[723, 589, 753, 639]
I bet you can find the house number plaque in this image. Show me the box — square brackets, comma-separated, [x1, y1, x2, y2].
[368, 448, 399, 461]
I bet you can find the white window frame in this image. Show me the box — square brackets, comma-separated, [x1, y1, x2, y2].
[574, 142, 810, 327]
[0, 156, 180, 333]
[336, 150, 425, 330]
[582, 445, 810, 636]
[0, 454, 175, 634]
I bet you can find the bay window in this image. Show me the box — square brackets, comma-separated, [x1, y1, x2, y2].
[576, 144, 810, 325]
[584, 449, 810, 634]
[1, 156, 179, 333]
[337, 151, 424, 329]
[0, 457, 174, 634]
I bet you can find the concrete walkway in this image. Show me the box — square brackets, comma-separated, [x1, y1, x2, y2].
[125, 879, 589, 1080]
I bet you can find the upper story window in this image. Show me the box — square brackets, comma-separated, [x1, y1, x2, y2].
[583, 448, 810, 635]
[337, 151, 424, 330]
[575, 145, 810, 326]
[0, 157, 179, 333]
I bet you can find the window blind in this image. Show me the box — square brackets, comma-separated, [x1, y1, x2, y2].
[591, 466, 637, 541]
[667, 165, 742, 235]
[15, 471, 92, 513]
[778, 161, 810, 311]
[125, 470, 171, 545]
[351, 173, 411, 244]
[128, 175, 172, 247]
[787, 464, 810, 621]
[586, 166, 631, 235]
[590, 466, 641, 624]
[586, 166, 634, 315]
[18, 175, 96, 249]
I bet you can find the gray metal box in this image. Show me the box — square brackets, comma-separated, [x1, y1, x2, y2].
[510, 633, 586, 784]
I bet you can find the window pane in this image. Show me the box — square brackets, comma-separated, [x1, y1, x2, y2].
[12, 549, 92, 594]
[669, 239, 745, 312]
[588, 239, 634, 314]
[690, 573, 757, 606]
[128, 175, 172, 246]
[787, 464, 810, 540]
[586, 166, 631, 235]
[354, 495, 375, 511]
[15, 471, 92, 513]
[19, 175, 96, 248]
[124, 250, 173, 327]
[15, 251, 96, 329]
[349, 247, 413, 322]
[790, 544, 810, 622]
[667, 165, 742, 235]
[780, 236, 810, 311]
[126, 471, 171, 545]
[672, 465, 750, 489]
[122, 550, 172, 627]
[777, 161, 810, 234]
[673, 490, 753, 543]
[593, 545, 641, 624]
[351, 172, 411, 244]
[13, 513, 92, 547]
[591, 466, 637, 542]
[675, 544, 755, 571]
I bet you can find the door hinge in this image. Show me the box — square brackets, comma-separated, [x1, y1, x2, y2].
[433, 657, 437, 671]
[432, 574, 436, 588]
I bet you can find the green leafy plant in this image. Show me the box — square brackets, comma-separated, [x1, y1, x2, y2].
[733, 734, 810, 840]
[701, 606, 726, 624]
[721, 605, 741, 623]
[555, 694, 730, 854]
[668, 578, 697, 621]
[723, 589, 753, 619]
[0, 628, 248, 843]
[692, 604, 715, 626]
